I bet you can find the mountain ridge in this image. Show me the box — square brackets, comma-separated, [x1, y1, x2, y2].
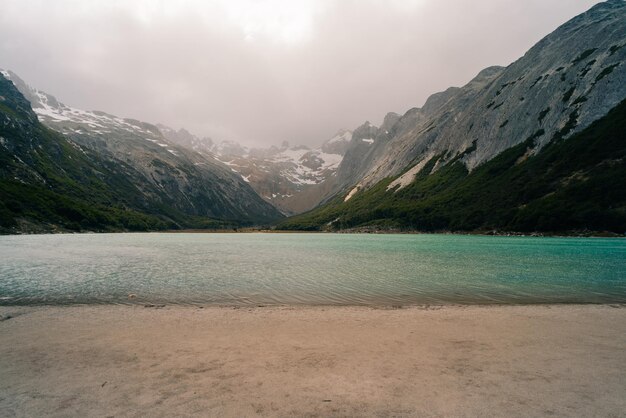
[278, 98, 626, 234]
[277, 0, 626, 233]
[0, 71, 283, 232]
[317, 0, 626, 205]
[2, 1, 624, 234]
[159, 124, 353, 215]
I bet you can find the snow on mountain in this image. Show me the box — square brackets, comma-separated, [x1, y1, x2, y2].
[160, 126, 353, 215]
[0, 70, 189, 158]
[1, 70, 283, 223]
[269, 145, 344, 185]
[2, 68, 350, 216]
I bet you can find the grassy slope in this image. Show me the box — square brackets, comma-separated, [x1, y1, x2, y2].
[278, 99, 626, 233]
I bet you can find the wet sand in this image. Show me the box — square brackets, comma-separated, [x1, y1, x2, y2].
[0, 305, 624, 417]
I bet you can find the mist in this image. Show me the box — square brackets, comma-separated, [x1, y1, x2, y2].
[0, 0, 600, 147]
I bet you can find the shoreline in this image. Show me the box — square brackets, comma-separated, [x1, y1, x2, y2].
[0, 301, 626, 312]
[167, 228, 626, 238]
[1, 304, 624, 417]
[2, 228, 625, 238]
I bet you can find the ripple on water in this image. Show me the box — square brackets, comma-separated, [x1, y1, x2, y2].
[0, 233, 625, 306]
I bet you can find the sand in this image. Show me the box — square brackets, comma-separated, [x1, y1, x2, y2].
[0, 304, 624, 417]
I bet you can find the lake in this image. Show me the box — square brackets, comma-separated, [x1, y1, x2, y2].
[0, 233, 625, 306]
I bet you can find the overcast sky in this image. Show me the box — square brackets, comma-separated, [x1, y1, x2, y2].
[0, 0, 601, 147]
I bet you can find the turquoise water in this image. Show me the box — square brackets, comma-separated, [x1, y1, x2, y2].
[0, 233, 625, 306]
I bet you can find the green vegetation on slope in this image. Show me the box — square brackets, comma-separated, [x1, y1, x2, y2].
[0, 181, 170, 232]
[0, 76, 245, 233]
[278, 100, 626, 233]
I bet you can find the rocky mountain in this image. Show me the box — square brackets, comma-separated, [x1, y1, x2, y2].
[279, 0, 626, 233]
[159, 126, 352, 215]
[0, 71, 283, 232]
[0, 74, 173, 232]
[337, 1, 625, 198]
[154, 124, 215, 156]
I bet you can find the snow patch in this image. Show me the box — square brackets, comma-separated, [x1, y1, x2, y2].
[321, 152, 342, 166]
[33, 92, 72, 122]
[327, 217, 340, 226]
[344, 186, 360, 202]
[386, 153, 435, 192]
[269, 148, 344, 185]
[274, 147, 310, 163]
[327, 130, 352, 144]
[27, 89, 162, 139]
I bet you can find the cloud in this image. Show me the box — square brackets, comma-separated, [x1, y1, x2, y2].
[0, 0, 600, 146]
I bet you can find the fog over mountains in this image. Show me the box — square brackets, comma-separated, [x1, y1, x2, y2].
[281, 0, 626, 232]
[1, 1, 625, 234]
[1, 68, 354, 216]
[158, 125, 352, 215]
[0, 0, 600, 147]
[0, 70, 282, 232]
[331, 0, 626, 198]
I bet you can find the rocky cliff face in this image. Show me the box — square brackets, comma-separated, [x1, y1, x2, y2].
[277, 1, 626, 234]
[1, 70, 283, 225]
[333, 0, 626, 200]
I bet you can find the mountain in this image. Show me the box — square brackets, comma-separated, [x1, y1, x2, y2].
[278, 1, 626, 234]
[0, 71, 283, 233]
[153, 125, 215, 156]
[159, 126, 352, 215]
[0, 73, 172, 232]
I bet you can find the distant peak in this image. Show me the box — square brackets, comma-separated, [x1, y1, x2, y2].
[325, 129, 353, 146]
[590, 0, 626, 14]
[381, 112, 401, 131]
[359, 120, 376, 129]
[599, 0, 625, 7]
[352, 120, 379, 140]
[474, 66, 506, 80]
[383, 112, 400, 121]
[462, 66, 505, 90]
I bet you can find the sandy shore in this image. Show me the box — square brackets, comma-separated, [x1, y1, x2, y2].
[0, 305, 624, 417]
